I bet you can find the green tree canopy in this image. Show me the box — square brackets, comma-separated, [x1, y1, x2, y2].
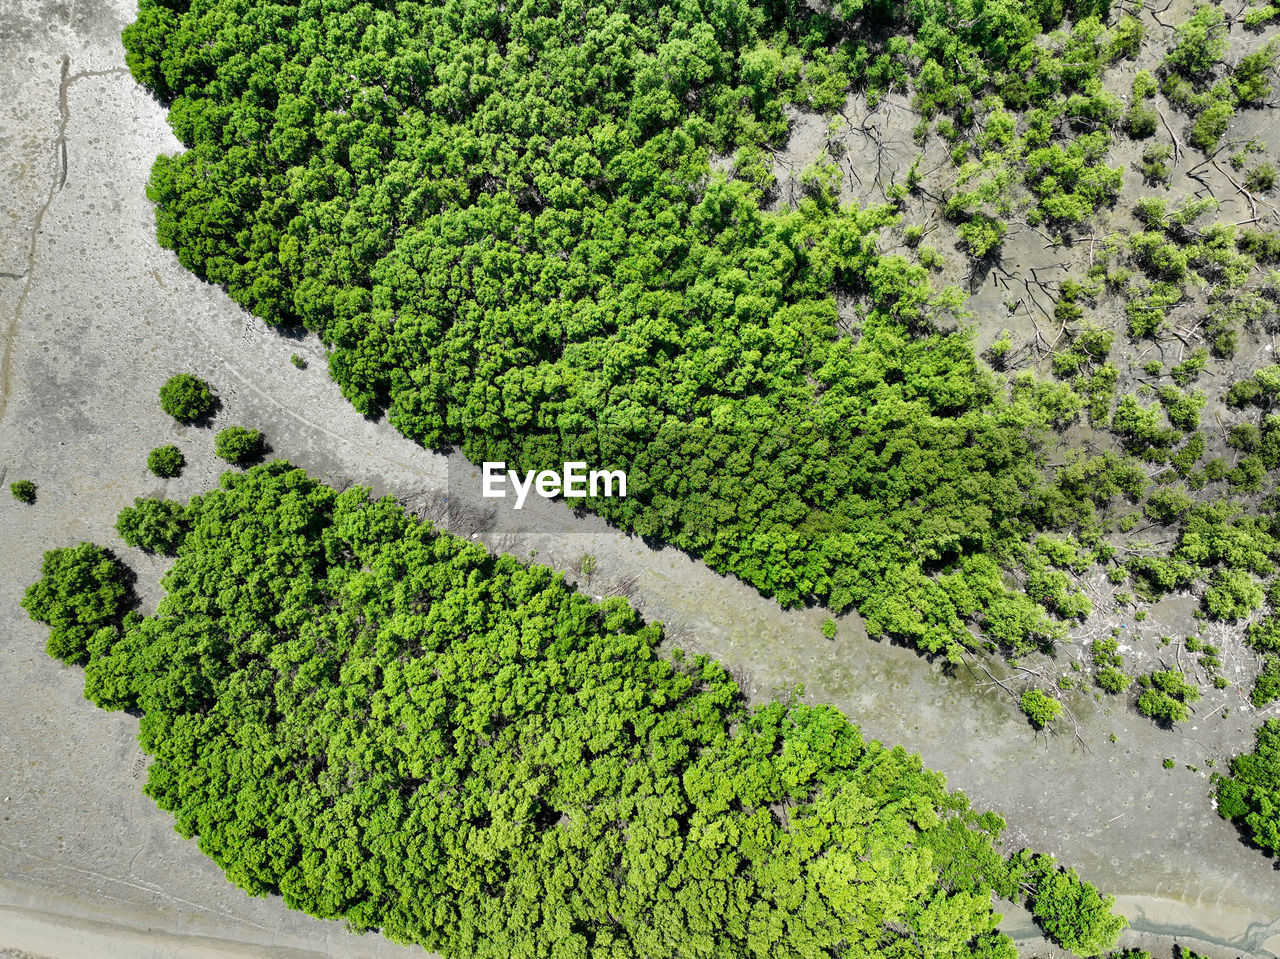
[214, 426, 265, 465]
[1215, 718, 1280, 858]
[116, 497, 190, 554]
[119, 0, 1118, 662]
[158, 373, 215, 423]
[22, 543, 134, 665]
[147, 444, 186, 478]
[28, 462, 1126, 958]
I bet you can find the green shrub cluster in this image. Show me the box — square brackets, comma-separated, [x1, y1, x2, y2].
[1127, 500, 1279, 617]
[1161, 5, 1279, 153]
[1251, 655, 1280, 708]
[10, 479, 37, 504]
[1227, 365, 1280, 410]
[1136, 668, 1200, 724]
[27, 462, 1127, 958]
[1020, 688, 1064, 728]
[122, 0, 1106, 662]
[147, 444, 185, 478]
[116, 498, 189, 555]
[20, 543, 134, 666]
[158, 373, 215, 423]
[214, 426, 265, 466]
[1215, 718, 1280, 857]
[1090, 639, 1130, 693]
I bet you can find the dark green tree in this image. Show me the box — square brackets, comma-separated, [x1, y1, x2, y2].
[147, 444, 185, 478]
[21, 543, 133, 665]
[116, 498, 189, 554]
[214, 427, 264, 465]
[1215, 718, 1280, 857]
[10, 479, 37, 503]
[159, 373, 215, 423]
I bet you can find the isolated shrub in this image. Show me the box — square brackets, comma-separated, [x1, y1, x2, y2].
[1096, 667, 1131, 694]
[115, 498, 189, 554]
[1170, 349, 1208, 386]
[1246, 163, 1276, 193]
[1165, 5, 1228, 80]
[1251, 656, 1280, 708]
[1140, 143, 1173, 183]
[159, 373, 215, 423]
[1108, 15, 1145, 61]
[957, 214, 1006, 258]
[1244, 5, 1279, 30]
[214, 427, 264, 465]
[1190, 100, 1233, 153]
[1136, 668, 1200, 724]
[1020, 689, 1063, 728]
[20, 543, 132, 665]
[1232, 41, 1280, 105]
[1205, 568, 1265, 619]
[147, 444, 185, 478]
[10, 480, 36, 503]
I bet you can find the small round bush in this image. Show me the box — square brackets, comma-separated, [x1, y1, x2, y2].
[21, 543, 132, 665]
[215, 426, 265, 465]
[147, 444, 185, 478]
[1124, 104, 1158, 139]
[10, 480, 37, 504]
[116, 498, 189, 554]
[1246, 162, 1276, 194]
[821, 617, 837, 640]
[1095, 667, 1131, 694]
[159, 373, 215, 423]
[1020, 689, 1064, 728]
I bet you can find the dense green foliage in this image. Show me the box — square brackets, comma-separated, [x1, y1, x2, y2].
[148, 444, 186, 478]
[1250, 655, 1280, 707]
[30, 462, 1127, 958]
[158, 373, 215, 423]
[1135, 668, 1200, 725]
[116, 497, 190, 554]
[1090, 638, 1130, 693]
[1008, 853, 1127, 957]
[1215, 718, 1280, 858]
[115, 0, 1280, 876]
[1019, 689, 1063, 728]
[1126, 500, 1280, 619]
[10, 479, 37, 503]
[21, 543, 133, 666]
[118, 0, 1145, 662]
[214, 426, 265, 465]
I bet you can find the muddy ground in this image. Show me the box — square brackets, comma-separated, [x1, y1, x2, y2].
[1, 0, 1279, 957]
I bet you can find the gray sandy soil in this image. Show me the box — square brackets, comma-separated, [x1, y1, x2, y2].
[1, 1, 1278, 957]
